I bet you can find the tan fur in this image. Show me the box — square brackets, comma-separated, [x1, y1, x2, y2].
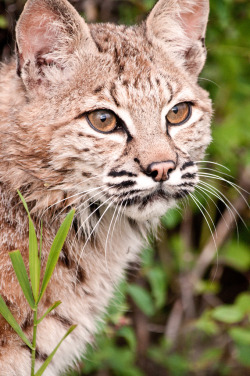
[0, 0, 212, 374]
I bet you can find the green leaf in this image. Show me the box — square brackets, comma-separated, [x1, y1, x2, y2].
[17, 190, 40, 301]
[236, 344, 250, 367]
[17, 190, 29, 212]
[220, 241, 250, 272]
[127, 284, 155, 316]
[211, 305, 245, 324]
[195, 313, 219, 335]
[0, 295, 33, 349]
[9, 250, 35, 309]
[39, 220, 43, 263]
[229, 328, 250, 346]
[37, 301, 62, 324]
[117, 326, 137, 352]
[0, 15, 8, 29]
[147, 267, 168, 309]
[235, 293, 250, 314]
[38, 209, 75, 302]
[34, 325, 77, 376]
[161, 209, 182, 229]
[28, 216, 40, 302]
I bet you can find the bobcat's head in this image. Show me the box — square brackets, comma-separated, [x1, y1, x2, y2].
[10, 0, 212, 221]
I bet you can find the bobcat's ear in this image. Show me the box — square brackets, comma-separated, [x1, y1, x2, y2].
[16, 0, 97, 87]
[146, 0, 209, 77]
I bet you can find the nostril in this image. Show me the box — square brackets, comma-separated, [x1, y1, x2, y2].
[168, 168, 173, 175]
[150, 170, 158, 179]
[146, 160, 176, 182]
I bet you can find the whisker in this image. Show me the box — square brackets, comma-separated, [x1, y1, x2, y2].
[189, 193, 217, 250]
[190, 192, 217, 234]
[198, 77, 220, 88]
[198, 173, 249, 204]
[104, 196, 123, 284]
[197, 167, 235, 180]
[73, 187, 114, 242]
[104, 197, 121, 263]
[195, 185, 229, 230]
[42, 183, 107, 216]
[75, 197, 115, 277]
[195, 161, 230, 171]
[76, 185, 114, 215]
[198, 180, 244, 236]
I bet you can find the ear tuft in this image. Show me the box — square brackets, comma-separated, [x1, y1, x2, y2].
[146, 0, 209, 77]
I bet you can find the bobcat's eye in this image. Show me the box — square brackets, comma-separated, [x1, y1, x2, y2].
[87, 110, 117, 133]
[166, 102, 191, 126]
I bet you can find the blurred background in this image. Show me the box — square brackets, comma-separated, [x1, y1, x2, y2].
[0, 0, 249, 375]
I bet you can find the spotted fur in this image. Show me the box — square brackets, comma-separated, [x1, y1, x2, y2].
[0, 0, 212, 374]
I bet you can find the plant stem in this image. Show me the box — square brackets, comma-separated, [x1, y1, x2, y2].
[31, 306, 38, 376]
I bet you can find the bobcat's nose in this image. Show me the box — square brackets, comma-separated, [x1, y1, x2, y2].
[147, 160, 176, 182]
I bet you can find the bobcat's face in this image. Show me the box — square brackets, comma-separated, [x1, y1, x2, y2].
[11, 0, 212, 221]
[44, 25, 212, 221]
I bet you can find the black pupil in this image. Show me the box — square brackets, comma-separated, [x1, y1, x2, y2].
[172, 106, 179, 114]
[100, 114, 107, 122]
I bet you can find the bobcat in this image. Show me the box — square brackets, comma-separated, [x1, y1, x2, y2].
[0, 0, 212, 374]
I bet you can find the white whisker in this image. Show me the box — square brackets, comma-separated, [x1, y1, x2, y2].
[198, 173, 249, 205]
[189, 193, 217, 251]
[75, 196, 115, 277]
[195, 160, 230, 171]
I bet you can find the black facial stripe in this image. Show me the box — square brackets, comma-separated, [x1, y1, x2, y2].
[181, 173, 196, 179]
[121, 190, 170, 208]
[173, 190, 189, 199]
[105, 189, 142, 200]
[177, 182, 195, 187]
[180, 161, 194, 171]
[108, 170, 137, 178]
[89, 201, 101, 220]
[108, 180, 136, 189]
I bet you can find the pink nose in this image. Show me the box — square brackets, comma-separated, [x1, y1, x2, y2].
[147, 161, 176, 182]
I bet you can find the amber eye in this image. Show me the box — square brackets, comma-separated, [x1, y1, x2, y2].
[166, 102, 191, 125]
[87, 110, 117, 133]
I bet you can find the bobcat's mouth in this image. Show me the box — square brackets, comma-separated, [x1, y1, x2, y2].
[103, 162, 198, 219]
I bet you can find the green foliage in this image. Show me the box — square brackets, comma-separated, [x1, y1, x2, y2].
[0, 15, 7, 29]
[0, 192, 75, 376]
[0, 295, 33, 349]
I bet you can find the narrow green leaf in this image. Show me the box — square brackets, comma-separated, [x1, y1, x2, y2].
[0, 295, 33, 349]
[28, 216, 40, 302]
[34, 325, 77, 376]
[9, 250, 35, 309]
[39, 220, 43, 263]
[17, 190, 29, 213]
[17, 190, 40, 301]
[37, 301, 62, 325]
[38, 210, 75, 302]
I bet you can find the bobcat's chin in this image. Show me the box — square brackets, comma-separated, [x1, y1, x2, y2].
[124, 198, 177, 221]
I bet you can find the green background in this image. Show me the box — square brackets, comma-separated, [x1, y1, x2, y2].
[0, 1, 249, 375]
